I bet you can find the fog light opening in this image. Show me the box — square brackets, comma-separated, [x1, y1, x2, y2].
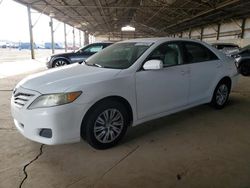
[39, 128, 52, 138]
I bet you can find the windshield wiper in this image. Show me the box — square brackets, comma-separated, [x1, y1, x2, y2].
[84, 61, 103, 68]
[92, 63, 102, 67]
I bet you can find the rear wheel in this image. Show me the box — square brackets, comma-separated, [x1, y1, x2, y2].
[211, 81, 230, 109]
[52, 59, 68, 67]
[83, 100, 129, 149]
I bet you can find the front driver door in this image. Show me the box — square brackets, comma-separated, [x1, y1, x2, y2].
[136, 42, 190, 119]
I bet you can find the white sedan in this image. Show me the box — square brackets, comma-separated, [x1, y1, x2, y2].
[11, 38, 239, 149]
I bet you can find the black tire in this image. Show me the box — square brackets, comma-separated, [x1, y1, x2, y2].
[52, 59, 69, 68]
[210, 80, 230, 109]
[239, 62, 250, 76]
[83, 100, 129, 149]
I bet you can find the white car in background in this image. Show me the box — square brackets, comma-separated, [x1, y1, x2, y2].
[11, 38, 239, 149]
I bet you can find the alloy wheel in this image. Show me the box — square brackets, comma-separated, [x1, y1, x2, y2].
[55, 60, 67, 67]
[216, 84, 229, 106]
[94, 109, 124, 144]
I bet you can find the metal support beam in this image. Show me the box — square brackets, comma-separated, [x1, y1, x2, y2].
[27, 5, 35, 59]
[241, 18, 246, 39]
[73, 27, 75, 50]
[216, 23, 221, 40]
[200, 27, 204, 41]
[64, 23, 67, 52]
[50, 17, 55, 54]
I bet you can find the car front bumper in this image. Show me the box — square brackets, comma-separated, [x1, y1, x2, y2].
[46, 60, 52, 68]
[11, 87, 86, 145]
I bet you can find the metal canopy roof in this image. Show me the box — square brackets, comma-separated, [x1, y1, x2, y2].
[14, 0, 250, 38]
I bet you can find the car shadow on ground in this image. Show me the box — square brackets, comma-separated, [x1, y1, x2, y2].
[122, 93, 246, 146]
[123, 104, 213, 144]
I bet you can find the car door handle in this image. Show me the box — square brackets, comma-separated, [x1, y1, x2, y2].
[181, 70, 190, 75]
[216, 62, 222, 68]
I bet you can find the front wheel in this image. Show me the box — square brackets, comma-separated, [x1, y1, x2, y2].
[83, 100, 129, 149]
[52, 59, 68, 67]
[211, 81, 230, 109]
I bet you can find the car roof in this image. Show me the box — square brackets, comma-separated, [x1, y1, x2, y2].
[119, 37, 205, 44]
[93, 41, 113, 44]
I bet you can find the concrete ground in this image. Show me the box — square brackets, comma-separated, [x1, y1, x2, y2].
[0, 49, 65, 63]
[1, 62, 250, 188]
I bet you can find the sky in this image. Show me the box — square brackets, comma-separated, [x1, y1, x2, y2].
[0, 0, 82, 44]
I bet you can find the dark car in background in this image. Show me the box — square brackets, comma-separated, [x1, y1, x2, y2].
[46, 42, 113, 68]
[212, 42, 250, 76]
[212, 43, 240, 55]
[232, 45, 250, 76]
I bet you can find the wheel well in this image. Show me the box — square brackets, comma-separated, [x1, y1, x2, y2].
[219, 76, 232, 91]
[80, 96, 133, 138]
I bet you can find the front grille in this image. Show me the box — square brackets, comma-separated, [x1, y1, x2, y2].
[14, 92, 34, 108]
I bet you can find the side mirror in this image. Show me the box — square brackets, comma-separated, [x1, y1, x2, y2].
[143, 60, 163, 70]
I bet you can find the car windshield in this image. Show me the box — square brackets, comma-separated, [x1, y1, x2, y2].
[85, 42, 152, 69]
[76, 46, 85, 53]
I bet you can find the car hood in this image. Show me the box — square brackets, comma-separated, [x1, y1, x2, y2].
[17, 64, 121, 93]
[51, 51, 75, 57]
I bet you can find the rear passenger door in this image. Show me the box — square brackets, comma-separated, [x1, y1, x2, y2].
[182, 42, 220, 104]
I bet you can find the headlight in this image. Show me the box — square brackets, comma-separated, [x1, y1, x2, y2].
[28, 91, 82, 109]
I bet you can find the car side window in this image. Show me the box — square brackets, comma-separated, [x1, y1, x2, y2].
[147, 43, 182, 67]
[84, 45, 103, 53]
[184, 42, 218, 63]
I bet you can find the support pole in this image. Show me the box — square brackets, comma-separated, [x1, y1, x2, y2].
[27, 5, 35, 59]
[50, 17, 55, 54]
[108, 32, 111, 41]
[64, 23, 67, 52]
[188, 28, 192, 39]
[83, 32, 85, 45]
[216, 23, 221, 41]
[84, 31, 89, 45]
[121, 31, 123, 40]
[200, 27, 204, 41]
[79, 30, 81, 47]
[73, 27, 75, 50]
[241, 18, 246, 39]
